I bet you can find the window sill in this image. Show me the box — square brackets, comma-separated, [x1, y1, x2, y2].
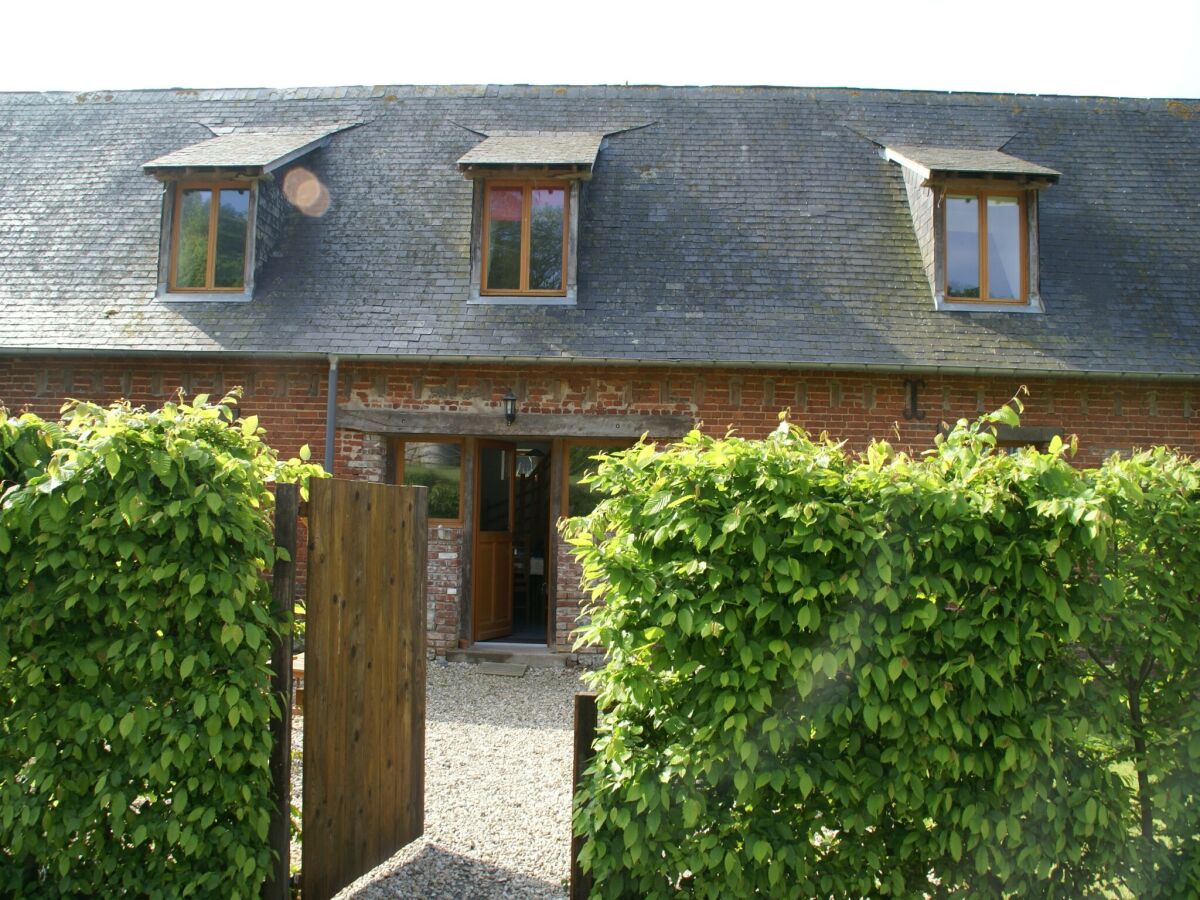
[935, 293, 1044, 314]
[468, 292, 576, 306]
[157, 288, 254, 303]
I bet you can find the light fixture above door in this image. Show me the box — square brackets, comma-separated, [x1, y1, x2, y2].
[503, 389, 517, 426]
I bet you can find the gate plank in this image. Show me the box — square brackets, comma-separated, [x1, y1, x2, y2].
[264, 483, 298, 900]
[302, 480, 427, 900]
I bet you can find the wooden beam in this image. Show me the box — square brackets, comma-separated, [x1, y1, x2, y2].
[458, 164, 591, 181]
[924, 174, 1057, 191]
[336, 408, 695, 440]
[458, 438, 477, 647]
[547, 438, 564, 649]
[569, 692, 600, 900]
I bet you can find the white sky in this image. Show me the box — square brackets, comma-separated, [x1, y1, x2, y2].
[4, 0, 1199, 98]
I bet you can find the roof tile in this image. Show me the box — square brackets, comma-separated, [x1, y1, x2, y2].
[0, 85, 1195, 377]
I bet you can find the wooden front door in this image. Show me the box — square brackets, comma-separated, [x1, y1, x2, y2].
[473, 440, 515, 640]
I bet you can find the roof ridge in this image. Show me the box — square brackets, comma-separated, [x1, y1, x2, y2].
[0, 84, 1196, 107]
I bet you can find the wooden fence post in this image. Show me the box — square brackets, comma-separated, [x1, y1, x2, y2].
[570, 691, 599, 900]
[264, 483, 299, 900]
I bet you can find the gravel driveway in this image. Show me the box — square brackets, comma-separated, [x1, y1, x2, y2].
[291, 662, 587, 899]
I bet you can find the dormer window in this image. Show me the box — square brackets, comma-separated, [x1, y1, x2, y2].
[945, 191, 1026, 304]
[483, 181, 569, 295]
[884, 144, 1059, 313]
[143, 125, 351, 301]
[170, 182, 251, 292]
[459, 130, 607, 304]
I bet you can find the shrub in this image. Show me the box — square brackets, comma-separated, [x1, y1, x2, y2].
[0, 411, 56, 488]
[566, 404, 1199, 897]
[1080, 449, 1200, 896]
[0, 395, 322, 898]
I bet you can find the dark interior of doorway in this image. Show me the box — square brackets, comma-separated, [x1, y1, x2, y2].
[497, 442, 551, 644]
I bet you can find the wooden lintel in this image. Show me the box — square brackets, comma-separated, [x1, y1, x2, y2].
[337, 407, 694, 439]
[458, 164, 591, 182]
[147, 166, 264, 182]
[923, 174, 1057, 191]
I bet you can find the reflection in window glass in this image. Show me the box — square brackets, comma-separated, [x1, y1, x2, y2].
[402, 441, 462, 520]
[987, 197, 1021, 300]
[946, 196, 980, 298]
[214, 189, 249, 288]
[567, 445, 618, 517]
[528, 188, 565, 290]
[176, 189, 211, 288]
[479, 446, 510, 531]
[486, 187, 522, 290]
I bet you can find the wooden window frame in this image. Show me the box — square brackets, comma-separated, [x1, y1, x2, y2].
[942, 189, 1028, 306]
[480, 180, 570, 297]
[560, 438, 633, 519]
[168, 180, 253, 293]
[389, 436, 465, 525]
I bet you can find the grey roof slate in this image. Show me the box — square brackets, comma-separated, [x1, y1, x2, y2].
[457, 131, 606, 167]
[142, 125, 353, 171]
[886, 145, 1061, 179]
[0, 84, 1197, 377]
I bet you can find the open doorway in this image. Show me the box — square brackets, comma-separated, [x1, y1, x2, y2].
[472, 440, 552, 645]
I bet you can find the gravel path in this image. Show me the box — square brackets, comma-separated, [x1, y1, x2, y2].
[291, 662, 587, 899]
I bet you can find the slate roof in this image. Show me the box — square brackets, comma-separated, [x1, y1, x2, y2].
[142, 125, 353, 172]
[457, 131, 607, 168]
[885, 145, 1061, 179]
[0, 84, 1197, 377]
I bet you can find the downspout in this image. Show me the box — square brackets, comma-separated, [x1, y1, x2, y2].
[324, 355, 339, 474]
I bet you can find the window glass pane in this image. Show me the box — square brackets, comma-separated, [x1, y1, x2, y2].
[486, 187, 522, 290]
[479, 446, 510, 532]
[175, 189, 211, 288]
[567, 445, 617, 517]
[403, 441, 462, 520]
[213, 189, 249, 288]
[987, 196, 1021, 300]
[946, 196, 980, 298]
[528, 187, 565, 291]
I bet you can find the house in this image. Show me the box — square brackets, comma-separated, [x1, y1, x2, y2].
[0, 84, 1197, 658]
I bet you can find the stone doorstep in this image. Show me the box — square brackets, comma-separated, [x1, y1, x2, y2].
[445, 642, 568, 670]
[474, 661, 530, 677]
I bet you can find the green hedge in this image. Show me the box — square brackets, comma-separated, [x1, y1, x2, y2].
[0, 396, 322, 898]
[566, 404, 1200, 897]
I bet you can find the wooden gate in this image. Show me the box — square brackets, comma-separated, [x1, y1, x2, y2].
[302, 479, 427, 899]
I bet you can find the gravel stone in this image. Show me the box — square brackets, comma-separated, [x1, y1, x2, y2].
[291, 662, 587, 898]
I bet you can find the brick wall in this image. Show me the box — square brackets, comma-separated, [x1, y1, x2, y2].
[5, 357, 1197, 467]
[3, 354, 1198, 657]
[554, 537, 597, 655]
[427, 525, 464, 658]
[339, 364, 1198, 467]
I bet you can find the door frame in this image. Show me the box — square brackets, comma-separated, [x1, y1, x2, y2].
[472, 438, 516, 641]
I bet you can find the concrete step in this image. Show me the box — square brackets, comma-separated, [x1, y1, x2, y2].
[446, 642, 567, 670]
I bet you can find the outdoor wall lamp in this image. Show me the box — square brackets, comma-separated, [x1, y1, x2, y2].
[503, 389, 518, 426]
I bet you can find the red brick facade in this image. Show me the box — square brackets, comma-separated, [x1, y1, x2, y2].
[3, 355, 1196, 657]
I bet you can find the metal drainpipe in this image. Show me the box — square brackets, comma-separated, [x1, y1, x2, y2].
[324, 355, 339, 474]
